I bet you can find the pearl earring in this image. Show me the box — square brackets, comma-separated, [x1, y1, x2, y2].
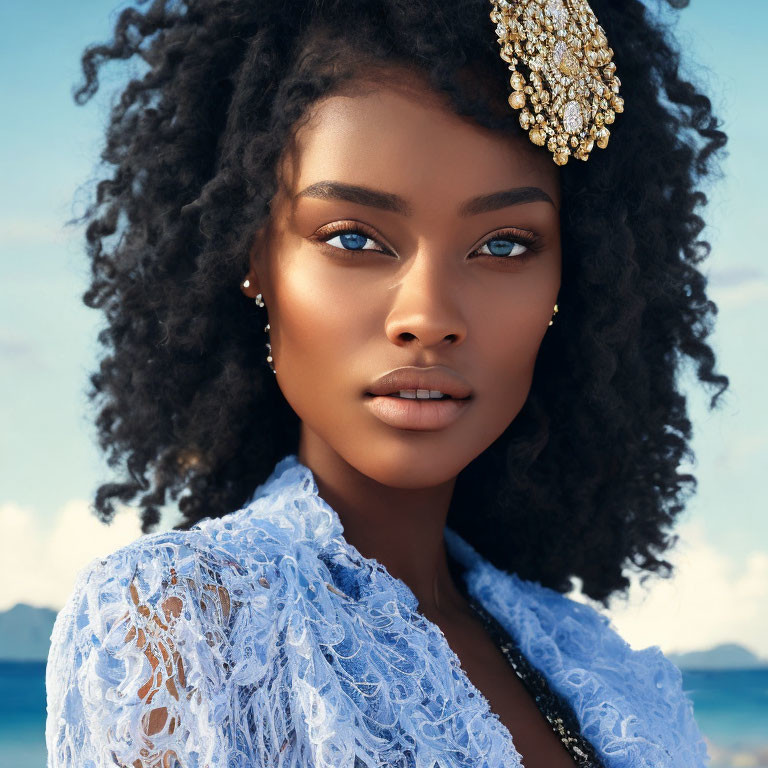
[264, 322, 274, 373]
[548, 303, 559, 327]
[252, 293, 275, 373]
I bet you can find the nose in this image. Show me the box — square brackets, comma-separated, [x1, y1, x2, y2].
[384, 251, 468, 350]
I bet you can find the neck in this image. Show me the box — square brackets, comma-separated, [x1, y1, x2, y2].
[298, 431, 469, 621]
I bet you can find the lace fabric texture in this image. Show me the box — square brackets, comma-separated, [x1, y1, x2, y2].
[46, 454, 710, 768]
[446, 551, 605, 768]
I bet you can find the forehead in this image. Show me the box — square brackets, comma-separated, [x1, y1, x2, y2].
[280, 76, 561, 211]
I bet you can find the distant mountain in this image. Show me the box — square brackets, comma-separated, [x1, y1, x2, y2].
[0, 603, 58, 661]
[667, 643, 768, 670]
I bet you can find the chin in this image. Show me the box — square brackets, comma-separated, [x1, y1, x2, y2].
[348, 442, 474, 489]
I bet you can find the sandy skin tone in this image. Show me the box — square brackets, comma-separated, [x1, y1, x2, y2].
[242, 68, 576, 765]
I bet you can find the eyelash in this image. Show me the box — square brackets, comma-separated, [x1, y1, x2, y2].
[313, 221, 541, 261]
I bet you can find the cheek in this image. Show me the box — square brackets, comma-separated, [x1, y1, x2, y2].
[475, 275, 557, 417]
[481, 321, 543, 421]
[267, 251, 376, 419]
[504, 299, 552, 368]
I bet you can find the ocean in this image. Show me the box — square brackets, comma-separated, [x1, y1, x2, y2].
[3, 661, 766, 767]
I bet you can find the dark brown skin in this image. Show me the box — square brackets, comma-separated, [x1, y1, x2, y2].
[243, 69, 573, 766]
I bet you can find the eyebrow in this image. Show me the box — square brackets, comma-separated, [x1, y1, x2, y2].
[295, 181, 555, 216]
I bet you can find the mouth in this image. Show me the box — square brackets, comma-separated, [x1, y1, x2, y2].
[363, 366, 474, 429]
[364, 390, 472, 401]
[363, 391, 472, 431]
[365, 366, 474, 401]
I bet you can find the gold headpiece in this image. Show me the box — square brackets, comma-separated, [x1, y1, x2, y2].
[489, 0, 623, 165]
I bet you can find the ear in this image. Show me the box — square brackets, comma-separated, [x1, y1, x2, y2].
[240, 229, 266, 299]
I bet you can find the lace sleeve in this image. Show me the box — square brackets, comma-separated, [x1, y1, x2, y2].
[45, 535, 265, 768]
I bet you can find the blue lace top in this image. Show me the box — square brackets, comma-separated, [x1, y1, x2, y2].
[45, 453, 709, 768]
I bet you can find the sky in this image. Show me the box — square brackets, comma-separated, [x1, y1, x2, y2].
[1, 0, 766, 657]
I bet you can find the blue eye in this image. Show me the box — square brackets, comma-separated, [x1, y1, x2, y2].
[325, 231, 381, 251]
[477, 237, 529, 259]
[318, 224, 537, 260]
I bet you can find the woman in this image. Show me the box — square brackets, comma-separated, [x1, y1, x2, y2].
[46, 0, 728, 766]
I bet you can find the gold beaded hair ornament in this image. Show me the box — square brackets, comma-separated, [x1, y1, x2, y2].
[489, 0, 624, 166]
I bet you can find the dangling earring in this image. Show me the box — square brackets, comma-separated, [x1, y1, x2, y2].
[253, 293, 275, 373]
[548, 303, 559, 327]
[263, 321, 275, 374]
[243, 284, 275, 373]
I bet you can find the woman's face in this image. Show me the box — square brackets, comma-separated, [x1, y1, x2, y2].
[244, 71, 561, 489]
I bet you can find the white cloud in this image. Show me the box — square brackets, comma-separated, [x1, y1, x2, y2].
[708, 266, 764, 288]
[715, 431, 768, 472]
[709, 279, 768, 308]
[593, 522, 768, 658]
[0, 328, 43, 370]
[0, 499, 145, 612]
[0, 216, 73, 248]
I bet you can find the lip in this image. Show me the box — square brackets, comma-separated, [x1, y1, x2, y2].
[364, 394, 471, 431]
[363, 365, 473, 432]
[365, 366, 473, 400]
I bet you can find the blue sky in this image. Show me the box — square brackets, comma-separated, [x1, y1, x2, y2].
[1, 0, 766, 655]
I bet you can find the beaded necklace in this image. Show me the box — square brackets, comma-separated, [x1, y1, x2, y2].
[447, 555, 605, 768]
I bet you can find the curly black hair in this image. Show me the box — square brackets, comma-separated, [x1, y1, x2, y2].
[73, 0, 728, 603]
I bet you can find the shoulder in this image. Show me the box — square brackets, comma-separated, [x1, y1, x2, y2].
[46, 456, 347, 768]
[46, 507, 299, 766]
[50, 500, 299, 667]
[507, 575, 710, 767]
[55, 454, 328, 647]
